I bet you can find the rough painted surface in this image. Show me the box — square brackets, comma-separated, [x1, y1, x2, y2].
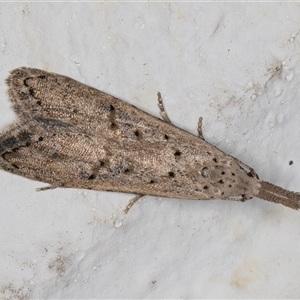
[1, 3, 300, 299]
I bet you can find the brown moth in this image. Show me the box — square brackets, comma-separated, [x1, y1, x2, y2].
[0, 67, 299, 211]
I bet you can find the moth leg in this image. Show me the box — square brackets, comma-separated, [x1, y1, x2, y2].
[157, 92, 205, 140]
[227, 195, 249, 202]
[36, 185, 57, 192]
[197, 117, 205, 140]
[231, 157, 259, 179]
[124, 194, 143, 214]
[157, 92, 171, 123]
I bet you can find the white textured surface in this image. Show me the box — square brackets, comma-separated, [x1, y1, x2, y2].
[1, 3, 300, 299]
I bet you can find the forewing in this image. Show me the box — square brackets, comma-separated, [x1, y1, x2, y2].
[2, 68, 260, 200]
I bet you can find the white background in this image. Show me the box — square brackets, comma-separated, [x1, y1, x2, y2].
[1, 2, 300, 299]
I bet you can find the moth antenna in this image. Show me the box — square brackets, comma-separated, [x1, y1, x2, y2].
[257, 181, 300, 210]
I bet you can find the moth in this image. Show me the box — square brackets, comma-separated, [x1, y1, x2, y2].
[0, 67, 299, 211]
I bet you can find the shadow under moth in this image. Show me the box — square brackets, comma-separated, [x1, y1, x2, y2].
[0, 67, 299, 211]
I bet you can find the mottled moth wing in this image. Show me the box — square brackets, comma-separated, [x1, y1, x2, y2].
[0, 120, 42, 174]
[0, 67, 261, 200]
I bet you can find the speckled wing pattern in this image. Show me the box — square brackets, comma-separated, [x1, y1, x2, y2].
[0, 67, 261, 201]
